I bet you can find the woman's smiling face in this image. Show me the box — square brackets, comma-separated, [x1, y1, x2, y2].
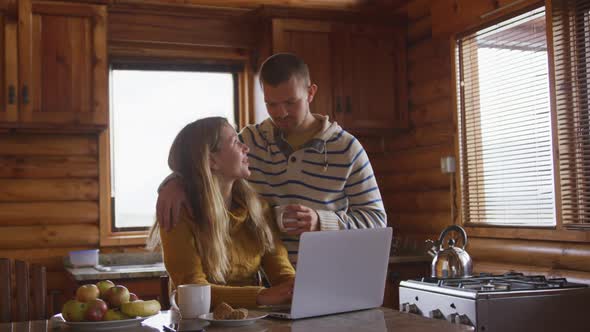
[210, 124, 250, 181]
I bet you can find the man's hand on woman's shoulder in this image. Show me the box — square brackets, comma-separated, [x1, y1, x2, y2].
[156, 177, 191, 231]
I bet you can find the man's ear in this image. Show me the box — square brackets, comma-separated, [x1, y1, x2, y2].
[307, 83, 318, 103]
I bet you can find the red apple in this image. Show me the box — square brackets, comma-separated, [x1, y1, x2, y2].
[76, 284, 100, 302]
[104, 285, 130, 308]
[84, 298, 108, 321]
[129, 292, 139, 302]
[95, 280, 115, 298]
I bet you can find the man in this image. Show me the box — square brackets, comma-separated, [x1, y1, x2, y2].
[157, 53, 386, 262]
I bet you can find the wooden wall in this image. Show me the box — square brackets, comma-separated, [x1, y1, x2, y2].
[392, 0, 590, 284]
[0, 133, 100, 310]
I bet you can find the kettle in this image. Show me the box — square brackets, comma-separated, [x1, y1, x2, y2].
[426, 225, 472, 278]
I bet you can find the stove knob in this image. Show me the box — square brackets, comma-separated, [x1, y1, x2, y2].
[400, 303, 410, 313]
[429, 309, 445, 320]
[458, 314, 473, 326]
[449, 313, 460, 324]
[408, 304, 422, 315]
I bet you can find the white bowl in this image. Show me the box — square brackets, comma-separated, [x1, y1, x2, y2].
[69, 249, 99, 267]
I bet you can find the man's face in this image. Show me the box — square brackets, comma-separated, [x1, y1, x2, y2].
[262, 76, 316, 134]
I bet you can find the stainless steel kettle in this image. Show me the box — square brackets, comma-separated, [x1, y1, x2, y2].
[426, 225, 473, 278]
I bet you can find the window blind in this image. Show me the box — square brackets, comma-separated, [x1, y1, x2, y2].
[456, 6, 556, 226]
[553, 0, 590, 225]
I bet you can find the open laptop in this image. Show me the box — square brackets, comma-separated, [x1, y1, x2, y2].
[268, 227, 392, 319]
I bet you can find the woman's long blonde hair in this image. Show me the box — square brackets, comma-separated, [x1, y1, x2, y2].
[149, 117, 275, 283]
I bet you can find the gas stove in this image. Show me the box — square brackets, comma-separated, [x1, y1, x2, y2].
[399, 272, 590, 331]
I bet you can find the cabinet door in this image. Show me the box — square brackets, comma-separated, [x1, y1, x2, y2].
[272, 19, 334, 118]
[339, 25, 408, 130]
[19, 1, 107, 127]
[0, 9, 18, 123]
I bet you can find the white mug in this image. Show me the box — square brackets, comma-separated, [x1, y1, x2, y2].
[274, 205, 299, 232]
[170, 284, 211, 319]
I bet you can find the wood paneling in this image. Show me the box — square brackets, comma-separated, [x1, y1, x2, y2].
[0, 132, 98, 311]
[0, 134, 96, 156]
[0, 225, 99, 249]
[384, 190, 450, 212]
[109, 11, 257, 49]
[378, 168, 449, 192]
[469, 238, 590, 272]
[0, 156, 97, 178]
[0, 179, 98, 201]
[0, 202, 98, 226]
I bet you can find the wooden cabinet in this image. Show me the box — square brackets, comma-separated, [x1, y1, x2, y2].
[383, 261, 430, 309]
[0, 0, 107, 130]
[272, 18, 408, 131]
[0, 5, 18, 123]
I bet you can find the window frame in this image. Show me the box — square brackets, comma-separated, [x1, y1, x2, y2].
[452, 1, 590, 242]
[99, 43, 255, 246]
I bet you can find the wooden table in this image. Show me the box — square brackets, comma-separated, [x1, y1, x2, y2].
[0, 308, 474, 332]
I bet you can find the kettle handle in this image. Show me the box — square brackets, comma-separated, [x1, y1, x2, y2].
[438, 225, 468, 249]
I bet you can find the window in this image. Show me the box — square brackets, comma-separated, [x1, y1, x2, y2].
[456, 6, 556, 226]
[109, 65, 238, 230]
[553, 0, 590, 227]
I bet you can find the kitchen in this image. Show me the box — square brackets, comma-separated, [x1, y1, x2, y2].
[1, 0, 590, 331]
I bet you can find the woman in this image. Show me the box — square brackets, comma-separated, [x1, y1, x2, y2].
[148, 117, 295, 309]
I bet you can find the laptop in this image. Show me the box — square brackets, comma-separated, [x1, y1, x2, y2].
[268, 227, 392, 319]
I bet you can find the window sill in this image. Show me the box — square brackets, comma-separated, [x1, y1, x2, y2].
[564, 224, 590, 231]
[100, 230, 149, 247]
[464, 224, 590, 243]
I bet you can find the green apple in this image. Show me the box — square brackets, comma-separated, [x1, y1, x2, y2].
[104, 285, 130, 308]
[95, 280, 115, 298]
[62, 300, 88, 322]
[75, 284, 100, 302]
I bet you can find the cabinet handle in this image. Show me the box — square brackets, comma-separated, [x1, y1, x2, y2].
[22, 85, 29, 105]
[8, 85, 15, 105]
[345, 96, 351, 113]
[336, 96, 343, 113]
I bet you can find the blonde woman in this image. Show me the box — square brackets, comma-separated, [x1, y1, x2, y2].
[149, 117, 295, 309]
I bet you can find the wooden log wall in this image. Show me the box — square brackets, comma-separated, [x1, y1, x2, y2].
[0, 133, 100, 310]
[393, 0, 590, 284]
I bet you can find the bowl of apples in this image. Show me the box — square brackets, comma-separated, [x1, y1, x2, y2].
[57, 280, 161, 331]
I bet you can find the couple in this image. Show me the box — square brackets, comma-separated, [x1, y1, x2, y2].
[150, 53, 386, 309]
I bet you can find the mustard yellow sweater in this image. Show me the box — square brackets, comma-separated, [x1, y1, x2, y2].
[160, 201, 295, 309]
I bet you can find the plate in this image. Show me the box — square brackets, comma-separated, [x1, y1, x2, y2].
[198, 311, 268, 326]
[54, 313, 156, 331]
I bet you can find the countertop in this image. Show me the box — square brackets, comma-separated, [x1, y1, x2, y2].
[1, 308, 474, 332]
[65, 252, 167, 281]
[66, 254, 431, 281]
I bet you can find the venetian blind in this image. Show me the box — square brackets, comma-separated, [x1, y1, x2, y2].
[553, 0, 590, 225]
[456, 6, 556, 226]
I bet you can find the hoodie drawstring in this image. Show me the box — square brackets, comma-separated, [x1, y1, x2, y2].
[323, 140, 328, 172]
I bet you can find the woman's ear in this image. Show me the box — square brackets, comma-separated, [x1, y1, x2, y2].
[209, 154, 219, 171]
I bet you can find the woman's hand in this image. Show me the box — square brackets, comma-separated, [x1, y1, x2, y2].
[156, 177, 191, 231]
[256, 280, 294, 306]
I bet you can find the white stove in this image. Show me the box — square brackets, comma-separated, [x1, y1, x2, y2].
[399, 272, 590, 331]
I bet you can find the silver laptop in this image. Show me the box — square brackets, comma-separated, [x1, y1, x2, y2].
[269, 227, 392, 319]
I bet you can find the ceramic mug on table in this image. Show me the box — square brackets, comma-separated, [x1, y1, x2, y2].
[274, 205, 299, 233]
[170, 284, 211, 319]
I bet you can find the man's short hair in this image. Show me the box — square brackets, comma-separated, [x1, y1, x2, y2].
[259, 53, 310, 87]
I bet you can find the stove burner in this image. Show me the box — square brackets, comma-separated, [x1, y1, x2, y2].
[414, 273, 587, 293]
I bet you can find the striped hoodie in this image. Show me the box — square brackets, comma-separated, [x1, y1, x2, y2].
[239, 114, 387, 260]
